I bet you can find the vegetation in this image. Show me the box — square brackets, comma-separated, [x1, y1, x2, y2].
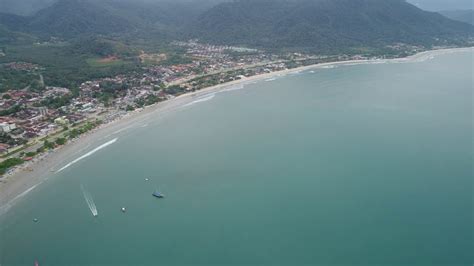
[67, 120, 101, 140]
[0, 157, 24, 175]
[192, 0, 474, 52]
[0, 0, 472, 91]
[165, 85, 186, 95]
[38, 95, 73, 109]
[0, 0, 55, 16]
[0, 133, 27, 146]
[25, 151, 37, 157]
[0, 104, 24, 116]
[2, 0, 471, 54]
[160, 53, 193, 66]
[0, 44, 141, 89]
[135, 94, 161, 108]
[43, 140, 55, 150]
[86, 58, 128, 68]
[55, 137, 66, 145]
[0, 0, 220, 39]
[0, 67, 39, 92]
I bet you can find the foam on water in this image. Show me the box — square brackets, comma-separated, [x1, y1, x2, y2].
[56, 138, 118, 173]
[320, 65, 337, 69]
[183, 94, 216, 107]
[0, 48, 472, 264]
[222, 84, 244, 93]
[0, 183, 41, 216]
[102, 126, 131, 140]
[113, 126, 133, 135]
[290, 70, 302, 75]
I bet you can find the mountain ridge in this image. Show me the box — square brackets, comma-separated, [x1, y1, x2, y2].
[0, 0, 472, 52]
[0, 0, 224, 39]
[190, 0, 473, 51]
[440, 10, 474, 25]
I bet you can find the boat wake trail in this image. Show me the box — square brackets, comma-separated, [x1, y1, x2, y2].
[81, 185, 98, 217]
[56, 138, 118, 173]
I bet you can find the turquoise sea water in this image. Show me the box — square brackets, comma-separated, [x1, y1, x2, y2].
[0, 51, 472, 265]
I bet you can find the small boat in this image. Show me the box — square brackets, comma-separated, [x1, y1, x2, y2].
[35, 260, 39, 266]
[145, 178, 149, 181]
[121, 207, 126, 213]
[33, 218, 39, 223]
[152, 189, 165, 198]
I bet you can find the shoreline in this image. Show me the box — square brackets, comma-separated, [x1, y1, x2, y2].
[0, 46, 471, 213]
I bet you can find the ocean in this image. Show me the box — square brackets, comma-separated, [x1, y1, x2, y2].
[0, 50, 472, 265]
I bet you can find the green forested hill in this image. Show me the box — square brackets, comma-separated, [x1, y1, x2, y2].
[0, 0, 472, 90]
[0, 0, 56, 16]
[27, 0, 134, 37]
[191, 0, 474, 51]
[0, 0, 226, 39]
[2, 0, 472, 51]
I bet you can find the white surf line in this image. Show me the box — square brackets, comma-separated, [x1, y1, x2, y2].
[56, 138, 118, 173]
[183, 94, 216, 107]
[112, 125, 134, 135]
[221, 84, 245, 93]
[0, 183, 42, 216]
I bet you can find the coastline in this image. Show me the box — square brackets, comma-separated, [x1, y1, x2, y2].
[0, 46, 471, 214]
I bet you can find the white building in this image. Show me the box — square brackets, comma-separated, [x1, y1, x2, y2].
[0, 123, 16, 133]
[54, 117, 69, 125]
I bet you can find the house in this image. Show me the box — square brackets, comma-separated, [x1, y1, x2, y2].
[54, 117, 69, 125]
[0, 143, 10, 154]
[0, 123, 16, 133]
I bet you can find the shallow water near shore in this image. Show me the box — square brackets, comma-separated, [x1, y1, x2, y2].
[0, 50, 472, 265]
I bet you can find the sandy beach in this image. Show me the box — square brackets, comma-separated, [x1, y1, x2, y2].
[0, 47, 471, 214]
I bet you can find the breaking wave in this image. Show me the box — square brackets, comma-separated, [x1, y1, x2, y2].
[113, 126, 133, 135]
[183, 94, 215, 107]
[56, 138, 118, 173]
[222, 84, 244, 92]
[0, 184, 41, 216]
[320, 65, 336, 69]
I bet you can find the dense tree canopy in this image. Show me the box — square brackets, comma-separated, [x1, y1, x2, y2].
[191, 0, 474, 52]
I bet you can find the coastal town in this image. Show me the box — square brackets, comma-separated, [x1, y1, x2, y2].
[0, 40, 427, 176]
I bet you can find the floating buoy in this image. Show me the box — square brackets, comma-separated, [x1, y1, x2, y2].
[121, 207, 126, 213]
[33, 218, 39, 223]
